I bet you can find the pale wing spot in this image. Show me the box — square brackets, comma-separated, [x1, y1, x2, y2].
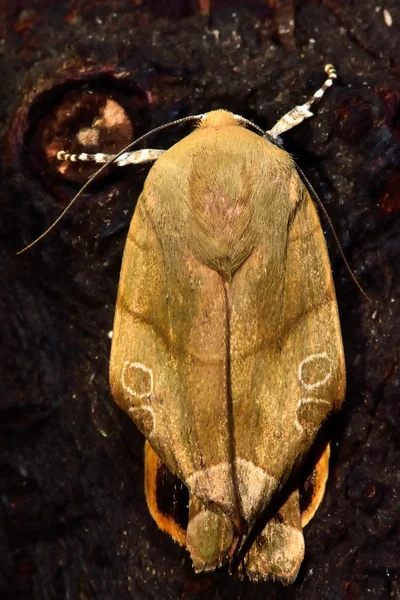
[235, 458, 277, 522]
[295, 397, 331, 433]
[128, 405, 156, 437]
[187, 460, 277, 523]
[122, 362, 156, 436]
[187, 464, 233, 514]
[121, 361, 154, 398]
[298, 352, 332, 390]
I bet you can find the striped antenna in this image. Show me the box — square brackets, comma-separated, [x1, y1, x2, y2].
[17, 114, 205, 254]
[56, 148, 166, 167]
[267, 64, 337, 138]
[17, 65, 338, 254]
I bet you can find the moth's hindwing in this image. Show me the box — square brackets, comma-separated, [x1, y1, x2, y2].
[144, 439, 187, 546]
[110, 110, 345, 582]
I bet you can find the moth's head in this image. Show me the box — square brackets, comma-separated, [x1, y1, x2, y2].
[199, 110, 248, 130]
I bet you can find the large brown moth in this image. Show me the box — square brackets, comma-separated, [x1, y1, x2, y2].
[57, 65, 346, 582]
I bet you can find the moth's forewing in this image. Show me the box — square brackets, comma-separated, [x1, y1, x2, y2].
[110, 110, 345, 582]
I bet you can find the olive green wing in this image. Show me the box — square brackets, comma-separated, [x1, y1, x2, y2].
[109, 184, 242, 525]
[227, 169, 345, 579]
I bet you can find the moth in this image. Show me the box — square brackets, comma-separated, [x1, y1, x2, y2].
[58, 65, 346, 582]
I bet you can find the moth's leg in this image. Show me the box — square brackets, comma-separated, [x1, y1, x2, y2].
[243, 488, 305, 583]
[301, 441, 330, 528]
[267, 64, 337, 138]
[186, 495, 234, 572]
[56, 148, 165, 166]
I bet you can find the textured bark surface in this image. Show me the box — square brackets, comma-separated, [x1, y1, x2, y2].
[1, 1, 399, 599]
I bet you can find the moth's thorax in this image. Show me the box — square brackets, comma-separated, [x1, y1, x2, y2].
[145, 113, 296, 279]
[187, 149, 256, 279]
